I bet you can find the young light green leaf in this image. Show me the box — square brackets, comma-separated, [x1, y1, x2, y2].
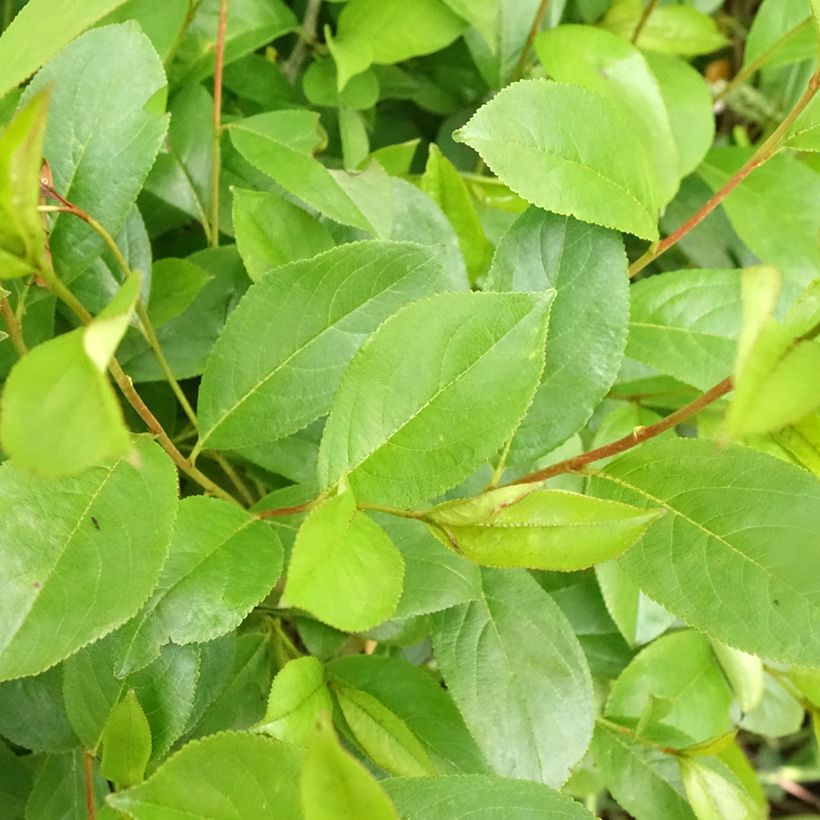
[592, 438, 820, 666]
[535, 24, 679, 206]
[282, 490, 404, 633]
[232, 188, 335, 282]
[432, 568, 594, 786]
[115, 496, 283, 676]
[327, 0, 466, 89]
[739, 672, 804, 738]
[603, 0, 728, 55]
[421, 144, 491, 282]
[303, 59, 380, 110]
[0, 92, 48, 280]
[172, 0, 296, 86]
[108, 732, 303, 819]
[254, 657, 332, 744]
[744, 0, 817, 72]
[319, 291, 552, 506]
[679, 757, 764, 820]
[626, 268, 744, 391]
[301, 724, 398, 820]
[23, 23, 169, 283]
[441, 0, 498, 51]
[100, 690, 152, 789]
[593, 723, 695, 820]
[196, 241, 443, 454]
[101, 0, 189, 61]
[455, 79, 661, 239]
[711, 642, 765, 714]
[385, 775, 598, 819]
[486, 209, 629, 463]
[606, 631, 734, 748]
[0, 0, 129, 100]
[0, 277, 139, 476]
[426, 486, 662, 570]
[326, 655, 488, 775]
[0, 438, 177, 681]
[786, 94, 820, 151]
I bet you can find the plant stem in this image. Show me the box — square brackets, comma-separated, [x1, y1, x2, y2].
[209, 0, 229, 248]
[716, 17, 813, 102]
[208, 452, 256, 505]
[596, 716, 677, 755]
[0, 294, 27, 357]
[257, 498, 319, 519]
[628, 71, 820, 277]
[508, 377, 733, 486]
[513, 0, 550, 80]
[39, 197, 200, 431]
[631, 0, 658, 45]
[358, 502, 426, 520]
[165, 0, 204, 68]
[83, 751, 96, 820]
[282, 0, 323, 83]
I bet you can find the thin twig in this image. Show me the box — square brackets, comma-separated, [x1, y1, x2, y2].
[282, 0, 322, 83]
[209, 452, 257, 505]
[209, 0, 229, 248]
[631, 0, 658, 45]
[165, 0, 204, 68]
[508, 377, 733, 487]
[83, 752, 96, 820]
[0, 294, 27, 357]
[513, 0, 551, 80]
[629, 71, 820, 277]
[716, 17, 813, 102]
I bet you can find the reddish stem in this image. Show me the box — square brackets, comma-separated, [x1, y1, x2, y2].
[509, 376, 733, 486]
[83, 752, 96, 820]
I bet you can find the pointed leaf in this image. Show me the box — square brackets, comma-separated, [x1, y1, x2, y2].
[0, 438, 177, 681]
[454, 79, 661, 240]
[679, 757, 764, 820]
[592, 438, 820, 665]
[196, 241, 443, 453]
[432, 568, 594, 786]
[319, 291, 552, 506]
[282, 490, 404, 632]
[100, 690, 152, 788]
[426, 486, 663, 570]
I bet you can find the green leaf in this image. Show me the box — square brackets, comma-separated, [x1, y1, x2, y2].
[786, 95, 820, 151]
[24, 23, 169, 283]
[592, 723, 695, 820]
[232, 188, 335, 282]
[0, 437, 177, 681]
[101, 0, 189, 61]
[196, 241, 443, 454]
[147, 258, 213, 328]
[606, 631, 734, 748]
[711, 642, 764, 714]
[318, 291, 551, 506]
[603, 0, 728, 55]
[108, 732, 303, 819]
[441, 0, 498, 51]
[727, 278, 820, 437]
[535, 24, 679, 205]
[426, 486, 662, 570]
[679, 757, 764, 820]
[739, 672, 804, 737]
[626, 268, 743, 391]
[0, 0, 130, 101]
[421, 144, 491, 282]
[591, 438, 820, 665]
[229, 111, 393, 235]
[100, 690, 152, 788]
[0, 739, 32, 818]
[379, 516, 482, 620]
[455, 79, 660, 240]
[301, 724, 398, 820]
[431, 568, 594, 786]
[0, 666, 78, 752]
[26, 750, 108, 820]
[699, 150, 820, 284]
[385, 774, 597, 819]
[0, 92, 48, 280]
[325, 655, 489, 775]
[282, 490, 404, 633]
[327, 0, 466, 89]
[114, 496, 283, 676]
[486, 209, 629, 463]
[254, 657, 333, 744]
[172, 0, 296, 86]
[0, 276, 139, 476]
[744, 0, 817, 72]
[303, 59, 380, 111]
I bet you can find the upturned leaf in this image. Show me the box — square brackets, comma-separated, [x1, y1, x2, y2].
[0, 437, 177, 681]
[318, 291, 552, 506]
[99, 689, 152, 788]
[425, 485, 662, 570]
[454, 79, 661, 239]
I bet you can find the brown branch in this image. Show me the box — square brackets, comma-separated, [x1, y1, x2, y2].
[631, 0, 658, 44]
[257, 499, 317, 519]
[282, 0, 323, 83]
[209, 0, 229, 247]
[0, 294, 27, 357]
[513, 0, 551, 80]
[629, 71, 820, 277]
[83, 752, 96, 820]
[509, 377, 733, 486]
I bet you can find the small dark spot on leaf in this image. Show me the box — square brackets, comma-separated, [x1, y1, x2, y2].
[773, 599, 780, 606]
[33, 581, 41, 589]
[91, 516, 100, 530]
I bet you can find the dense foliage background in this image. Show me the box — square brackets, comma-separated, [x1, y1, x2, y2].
[0, 0, 819, 817]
